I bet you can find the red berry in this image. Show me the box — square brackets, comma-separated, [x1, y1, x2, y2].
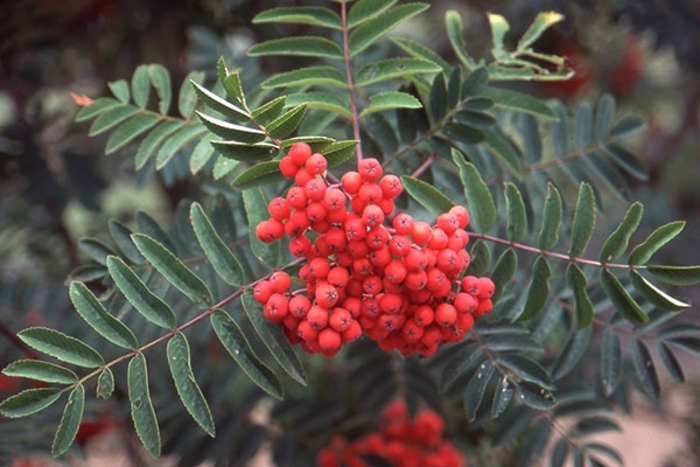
[308, 257, 331, 279]
[315, 283, 340, 308]
[279, 155, 299, 178]
[434, 303, 457, 327]
[269, 271, 291, 293]
[288, 142, 312, 166]
[392, 213, 414, 235]
[411, 221, 433, 245]
[358, 158, 383, 182]
[289, 295, 312, 318]
[263, 293, 289, 322]
[327, 266, 350, 288]
[286, 186, 308, 210]
[362, 204, 385, 229]
[379, 293, 402, 314]
[341, 171, 362, 195]
[379, 174, 402, 199]
[268, 197, 291, 221]
[294, 168, 315, 187]
[414, 305, 434, 327]
[323, 188, 346, 212]
[341, 319, 362, 342]
[329, 308, 352, 332]
[318, 328, 341, 353]
[307, 305, 329, 330]
[449, 205, 470, 228]
[253, 280, 274, 304]
[305, 152, 328, 175]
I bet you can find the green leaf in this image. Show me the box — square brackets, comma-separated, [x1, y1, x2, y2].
[222, 70, 246, 106]
[360, 91, 422, 117]
[463, 360, 496, 422]
[178, 71, 204, 119]
[391, 37, 452, 72]
[190, 203, 245, 286]
[135, 120, 185, 169]
[518, 420, 551, 467]
[566, 263, 594, 328]
[440, 343, 484, 390]
[0, 388, 62, 418]
[248, 36, 343, 59]
[453, 110, 496, 128]
[609, 115, 646, 142]
[196, 112, 266, 143]
[451, 149, 496, 232]
[252, 96, 287, 125]
[349, 3, 429, 57]
[97, 368, 115, 399]
[647, 265, 700, 286]
[19, 328, 104, 368]
[629, 221, 685, 265]
[631, 339, 659, 399]
[106, 256, 177, 329]
[552, 327, 591, 379]
[429, 73, 447, 121]
[483, 130, 522, 177]
[669, 337, 700, 356]
[190, 80, 249, 120]
[211, 141, 278, 162]
[630, 271, 690, 311]
[400, 176, 454, 217]
[348, 0, 397, 27]
[78, 238, 118, 266]
[166, 333, 215, 436]
[600, 202, 643, 262]
[516, 256, 551, 322]
[600, 269, 648, 325]
[128, 353, 160, 458]
[67, 264, 107, 283]
[538, 183, 562, 250]
[241, 291, 306, 385]
[286, 92, 352, 119]
[517, 11, 564, 51]
[657, 342, 684, 382]
[491, 248, 517, 303]
[515, 381, 556, 410]
[355, 58, 441, 87]
[253, 6, 341, 29]
[572, 416, 620, 437]
[267, 104, 307, 140]
[231, 161, 286, 189]
[89, 105, 139, 136]
[132, 233, 213, 307]
[52, 384, 85, 456]
[491, 376, 513, 419]
[211, 309, 284, 399]
[594, 94, 616, 141]
[504, 183, 527, 242]
[603, 144, 648, 181]
[189, 134, 216, 174]
[280, 135, 336, 149]
[444, 10, 477, 69]
[70, 281, 139, 349]
[148, 64, 171, 115]
[131, 64, 151, 109]
[600, 328, 622, 397]
[261, 66, 347, 89]
[105, 113, 161, 154]
[467, 240, 491, 277]
[488, 12, 509, 58]
[550, 438, 569, 467]
[75, 97, 121, 122]
[499, 354, 553, 389]
[586, 444, 623, 466]
[480, 87, 557, 120]
[242, 188, 282, 266]
[569, 183, 596, 257]
[574, 102, 593, 151]
[2, 360, 78, 384]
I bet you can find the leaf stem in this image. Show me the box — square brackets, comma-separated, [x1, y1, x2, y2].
[340, 0, 363, 162]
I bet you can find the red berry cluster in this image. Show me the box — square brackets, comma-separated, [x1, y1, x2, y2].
[254, 143, 495, 357]
[317, 399, 465, 467]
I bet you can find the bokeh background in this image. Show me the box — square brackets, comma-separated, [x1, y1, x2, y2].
[1, 0, 699, 465]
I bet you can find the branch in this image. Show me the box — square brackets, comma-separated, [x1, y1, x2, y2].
[340, 0, 363, 162]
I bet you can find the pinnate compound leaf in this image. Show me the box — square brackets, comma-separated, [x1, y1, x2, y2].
[248, 37, 343, 59]
[69, 281, 139, 349]
[586, 443, 623, 466]
[668, 337, 700, 356]
[75, 97, 121, 122]
[631, 339, 660, 399]
[491, 248, 517, 302]
[538, 183, 562, 250]
[400, 176, 454, 217]
[241, 291, 306, 386]
[452, 149, 496, 232]
[647, 265, 700, 286]
[128, 353, 160, 458]
[89, 105, 139, 136]
[569, 183, 596, 257]
[109, 79, 130, 103]
[106, 256, 177, 328]
[657, 342, 684, 382]
[135, 120, 185, 169]
[190, 80, 248, 120]
[253, 6, 341, 29]
[232, 161, 285, 189]
[550, 437, 569, 467]
[360, 91, 422, 117]
[480, 87, 557, 120]
[491, 376, 513, 419]
[261, 67, 347, 89]
[572, 416, 620, 437]
[516, 256, 551, 322]
[52, 384, 85, 456]
[131, 65, 150, 108]
[629, 221, 685, 265]
[595, 93, 616, 141]
[504, 183, 527, 242]
[266, 104, 307, 140]
[211, 309, 284, 399]
[518, 420, 551, 467]
[552, 327, 592, 379]
[97, 368, 115, 399]
[483, 130, 522, 177]
[599, 202, 643, 263]
[211, 141, 278, 162]
[167, 333, 215, 436]
[601, 269, 648, 324]
[178, 70, 204, 119]
[609, 115, 646, 142]
[196, 112, 266, 143]
[517, 11, 564, 51]
[463, 360, 496, 422]
[251, 96, 287, 124]
[77, 238, 118, 266]
[105, 113, 161, 154]
[440, 343, 484, 390]
[515, 381, 556, 410]
[286, 92, 352, 119]
[355, 58, 441, 87]
[147, 64, 171, 115]
[243, 188, 282, 267]
[132, 233, 213, 307]
[604, 144, 648, 181]
[190, 203, 245, 286]
[391, 37, 452, 72]
[19, 328, 104, 368]
[630, 271, 690, 311]
[444, 10, 477, 69]
[348, 0, 397, 27]
[600, 328, 622, 397]
[348, 3, 429, 57]
[0, 387, 62, 418]
[566, 263, 594, 328]
[2, 360, 78, 384]
[498, 354, 553, 389]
